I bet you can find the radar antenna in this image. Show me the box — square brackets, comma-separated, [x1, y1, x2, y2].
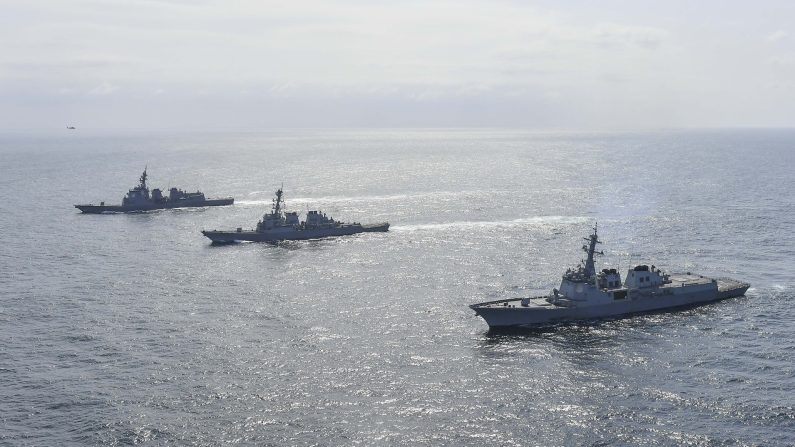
[271, 186, 284, 216]
[581, 222, 604, 277]
[139, 166, 148, 190]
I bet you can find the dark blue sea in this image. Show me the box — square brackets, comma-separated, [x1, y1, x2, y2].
[1, 129, 794, 446]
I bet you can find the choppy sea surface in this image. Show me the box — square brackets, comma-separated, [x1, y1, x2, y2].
[1, 129, 794, 446]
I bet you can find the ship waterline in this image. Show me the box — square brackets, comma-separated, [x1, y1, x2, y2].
[75, 198, 234, 213]
[202, 223, 389, 243]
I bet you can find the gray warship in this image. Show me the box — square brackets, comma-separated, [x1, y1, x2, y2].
[202, 188, 389, 243]
[75, 168, 234, 213]
[470, 225, 749, 330]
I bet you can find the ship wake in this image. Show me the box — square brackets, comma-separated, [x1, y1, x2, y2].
[237, 190, 503, 207]
[392, 216, 589, 232]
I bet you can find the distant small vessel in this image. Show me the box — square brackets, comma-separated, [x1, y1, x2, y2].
[202, 187, 389, 243]
[75, 168, 234, 213]
[66, 126, 76, 130]
[470, 224, 749, 330]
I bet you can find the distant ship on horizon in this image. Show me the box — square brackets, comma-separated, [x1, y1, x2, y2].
[75, 168, 234, 213]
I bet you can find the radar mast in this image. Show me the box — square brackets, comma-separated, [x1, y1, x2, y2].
[138, 167, 148, 190]
[582, 222, 604, 277]
[271, 187, 284, 216]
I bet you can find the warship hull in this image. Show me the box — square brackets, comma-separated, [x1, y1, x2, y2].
[75, 198, 234, 213]
[202, 223, 389, 243]
[471, 278, 749, 330]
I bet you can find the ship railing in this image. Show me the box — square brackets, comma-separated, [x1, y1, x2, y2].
[470, 296, 548, 307]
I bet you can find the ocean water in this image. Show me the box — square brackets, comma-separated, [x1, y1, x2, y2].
[1, 129, 794, 446]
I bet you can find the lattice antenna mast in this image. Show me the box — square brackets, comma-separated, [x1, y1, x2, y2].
[582, 222, 604, 277]
[139, 166, 148, 190]
[272, 187, 284, 216]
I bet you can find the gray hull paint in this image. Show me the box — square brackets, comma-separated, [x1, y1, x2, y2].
[202, 223, 389, 243]
[471, 280, 749, 329]
[75, 198, 234, 213]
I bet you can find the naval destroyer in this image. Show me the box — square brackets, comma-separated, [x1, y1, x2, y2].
[74, 168, 234, 213]
[202, 188, 389, 243]
[470, 225, 749, 330]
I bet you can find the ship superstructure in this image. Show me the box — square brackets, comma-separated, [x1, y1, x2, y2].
[470, 224, 749, 329]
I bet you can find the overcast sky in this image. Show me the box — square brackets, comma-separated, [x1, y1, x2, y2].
[2, 0, 794, 130]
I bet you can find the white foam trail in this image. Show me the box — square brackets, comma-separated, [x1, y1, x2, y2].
[236, 199, 277, 206]
[237, 190, 498, 207]
[392, 215, 589, 232]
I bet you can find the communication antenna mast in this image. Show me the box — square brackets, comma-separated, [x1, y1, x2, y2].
[581, 222, 604, 277]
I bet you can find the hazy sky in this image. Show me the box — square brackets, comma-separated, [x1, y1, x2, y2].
[2, 0, 794, 129]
